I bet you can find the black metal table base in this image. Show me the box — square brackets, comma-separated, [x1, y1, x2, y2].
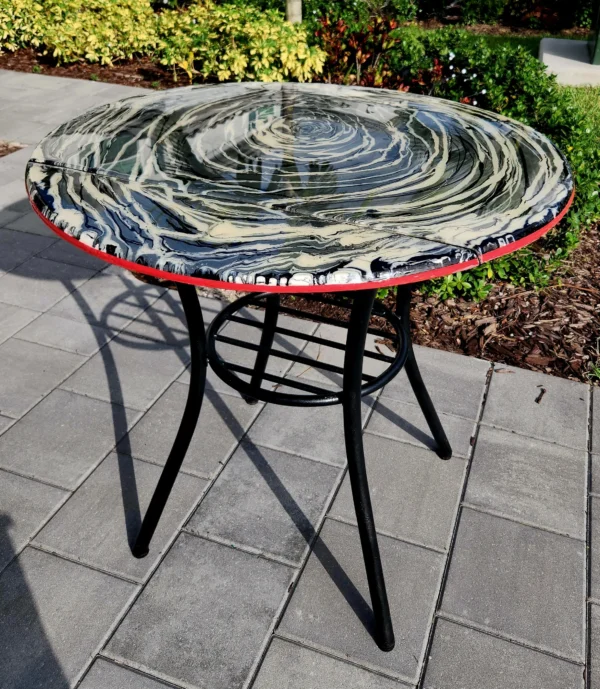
[132, 284, 452, 653]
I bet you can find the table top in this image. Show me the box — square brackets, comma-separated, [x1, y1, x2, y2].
[26, 83, 573, 293]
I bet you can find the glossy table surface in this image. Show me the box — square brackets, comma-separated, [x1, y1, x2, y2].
[26, 83, 573, 292]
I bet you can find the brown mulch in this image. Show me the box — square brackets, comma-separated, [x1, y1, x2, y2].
[281, 224, 600, 384]
[417, 19, 589, 38]
[0, 48, 178, 89]
[0, 140, 24, 158]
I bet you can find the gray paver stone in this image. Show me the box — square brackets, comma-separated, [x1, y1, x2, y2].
[483, 365, 588, 448]
[187, 441, 340, 563]
[589, 498, 600, 601]
[79, 658, 174, 689]
[381, 345, 490, 420]
[35, 453, 207, 581]
[593, 388, 600, 456]
[591, 604, 600, 689]
[248, 392, 375, 466]
[0, 301, 39, 345]
[423, 618, 584, 689]
[0, 388, 141, 489]
[279, 518, 443, 681]
[0, 255, 96, 312]
[0, 337, 85, 418]
[61, 326, 190, 411]
[367, 396, 475, 458]
[119, 382, 261, 477]
[441, 508, 585, 660]
[253, 638, 406, 689]
[14, 312, 112, 356]
[3, 211, 56, 237]
[466, 425, 587, 538]
[0, 470, 67, 574]
[107, 533, 293, 689]
[38, 240, 108, 270]
[49, 267, 163, 329]
[0, 547, 136, 689]
[286, 322, 389, 387]
[330, 433, 466, 550]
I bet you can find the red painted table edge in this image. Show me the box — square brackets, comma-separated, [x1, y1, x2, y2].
[27, 185, 575, 294]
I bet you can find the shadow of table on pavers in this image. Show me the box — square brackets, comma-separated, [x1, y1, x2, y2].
[0, 514, 69, 688]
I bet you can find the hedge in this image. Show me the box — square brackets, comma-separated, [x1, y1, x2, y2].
[0, 0, 325, 81]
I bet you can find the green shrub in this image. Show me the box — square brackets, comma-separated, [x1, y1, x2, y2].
[156, 3, 325, 81]
[0, 0, 325, 82]
[0, 0, 158, 62]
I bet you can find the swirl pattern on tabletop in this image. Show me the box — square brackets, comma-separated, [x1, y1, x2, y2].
[25, 82, 573, 289]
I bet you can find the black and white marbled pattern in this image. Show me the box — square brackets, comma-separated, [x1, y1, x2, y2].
[26, 83, 573, 287]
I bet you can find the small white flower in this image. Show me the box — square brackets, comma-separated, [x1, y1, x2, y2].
[461, 68, 466, 74]
[451, 74, 455, 79]
[587, 128, 591, 133]
[473, 99, 478, 105]
[449, 52, 455, 60]
[472, 73, 477, 78]
[481, 89, 486, 94]
[592, 190, 599, 196]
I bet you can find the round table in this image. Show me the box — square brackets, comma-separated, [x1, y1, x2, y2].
[25, 82, 574, 653]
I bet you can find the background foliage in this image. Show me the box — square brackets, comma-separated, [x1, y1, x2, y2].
[0, 0, 325, 81]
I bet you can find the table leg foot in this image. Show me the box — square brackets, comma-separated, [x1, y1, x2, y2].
[343, 290, 395, 653]
[132, 284, 207, 558]
[396, 286, 453, 460]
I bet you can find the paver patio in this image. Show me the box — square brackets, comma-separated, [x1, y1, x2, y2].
[0, 69, 596, 688]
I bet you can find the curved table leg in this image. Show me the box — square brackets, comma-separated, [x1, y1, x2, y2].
[342, 289, 395, 652]
[395, 285, 452, 460]
[132, 284, 207, 558]
[243, 293, 280, 405]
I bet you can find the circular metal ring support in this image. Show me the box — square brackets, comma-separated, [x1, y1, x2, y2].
[206, 292, 409, 407]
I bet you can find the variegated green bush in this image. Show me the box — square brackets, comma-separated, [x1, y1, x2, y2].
[0, 0, 325, 82]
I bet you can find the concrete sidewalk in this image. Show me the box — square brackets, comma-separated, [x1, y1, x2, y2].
[0, 69, 596, 689]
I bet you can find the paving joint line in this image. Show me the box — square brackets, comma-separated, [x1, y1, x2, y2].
[99, 650, 199, 689]
[363, 425, 472, 461]
[436, 611, 585, 666]
[0, 463, 73, 491]
[272, 630, 414, 685]
[120, 451, 213, 482]
[92, 336, 292, 682]
[415, 361, 494, 688]
[326, 513, 447, 555]
[0, 484, 71, 578]
[376, 392, 480, 424]
[28, 541, 143, 585]
[76, 655, 188, 689]
[585, 384, 594, 688]
[241, 428, 357, 689]
[477, 420, 589, 453]
[181, 529, 301, 569]
[460, 501, 586, 542]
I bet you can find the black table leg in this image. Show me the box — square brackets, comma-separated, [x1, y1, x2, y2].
[342, 289, 395, 652]
[243, 293, 280, 405]
[132, 284, 207, 558]
[395, 285, 452, 460]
